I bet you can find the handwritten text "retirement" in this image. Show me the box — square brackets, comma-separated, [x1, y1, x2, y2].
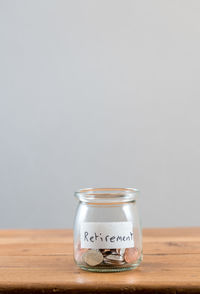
[84, 231, 133, 243]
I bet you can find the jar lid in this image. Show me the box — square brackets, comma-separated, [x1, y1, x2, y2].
[74, 188, 139, 203]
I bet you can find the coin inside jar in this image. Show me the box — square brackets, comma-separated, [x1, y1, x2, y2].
[104, 254, 125, 265]
[116, 248, 125, 256]
[99, 249, 112, 256]
[124, 248, 139, 263]
[82, 249, 103, 266]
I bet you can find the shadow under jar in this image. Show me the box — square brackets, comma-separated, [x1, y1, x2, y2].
[73, 188, 143, 272]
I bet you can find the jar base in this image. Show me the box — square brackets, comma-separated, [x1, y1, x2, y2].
[78, 257, 143, 273]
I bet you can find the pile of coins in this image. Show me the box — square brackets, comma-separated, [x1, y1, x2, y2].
[75, 247, 140, 268]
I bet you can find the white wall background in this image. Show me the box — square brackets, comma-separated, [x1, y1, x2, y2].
[0, 0, 200, 228]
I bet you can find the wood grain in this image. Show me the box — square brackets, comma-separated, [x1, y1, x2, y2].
[0, 228, 199, 293]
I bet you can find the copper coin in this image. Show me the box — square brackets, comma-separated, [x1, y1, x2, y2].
[124, 248, 138, 263]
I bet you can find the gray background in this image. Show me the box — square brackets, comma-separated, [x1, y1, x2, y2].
[0, 0, 200, 229]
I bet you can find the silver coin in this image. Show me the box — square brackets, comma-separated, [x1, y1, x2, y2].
[116, 248, 125, 256]
[104, 254, 125, 265]
[104, 259, 125, 266]
[82, 250, 103, 266]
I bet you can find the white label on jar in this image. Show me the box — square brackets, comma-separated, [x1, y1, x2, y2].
[80, 222, 134, 249]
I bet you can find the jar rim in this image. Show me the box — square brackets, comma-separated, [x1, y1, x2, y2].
[74, 187, 139, 203]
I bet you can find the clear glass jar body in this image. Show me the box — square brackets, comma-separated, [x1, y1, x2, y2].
[73, 188, 143, 272]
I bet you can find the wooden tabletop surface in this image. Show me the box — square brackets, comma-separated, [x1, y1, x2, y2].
[0, 228, 199, 293]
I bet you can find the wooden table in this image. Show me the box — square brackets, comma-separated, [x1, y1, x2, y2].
[0, 228, 199, 293]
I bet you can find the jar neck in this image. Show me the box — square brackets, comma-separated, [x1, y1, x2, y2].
[75, 188, 139, 204]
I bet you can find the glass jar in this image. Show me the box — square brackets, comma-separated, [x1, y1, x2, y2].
[73, 188, 143, 272]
